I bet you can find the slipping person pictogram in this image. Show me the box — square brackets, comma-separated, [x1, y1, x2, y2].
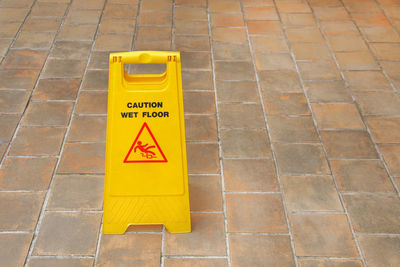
[134, 141, 156, 159]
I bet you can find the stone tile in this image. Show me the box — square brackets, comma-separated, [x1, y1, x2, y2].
[13, 32, 55, 49]
[0, 114, 19, 141]
[65, 9, 102, 24]
[183, 91, 215, 114]
[0, 69, 40, 90]
[281, 175, 342, 212]
[370, 43, 400, 61]
[175, 6, 206, 20]
[353, 13, 391, 26]
[42, 59, 86, 79]
[215, 61, 255, 81]
[31, 2, 68, 17]
[381, 61, 400, 82]
[29, 258, 93, 267]
[0, 39, 12, 57]
[304, 80, 352, 103]
[366, 117, 400, 143]
[354, 91, 400, 116]
[136, 27, 171, 43]
[50, 41, 92, 60]
[165, 258, 228, 267]
[247, 20, 283, 35]
[175, 36, 210, 52]
[21, 102, 73, 126]
[33, 212, 101, 255]
[209, 0, 241, 12]
[276, 1, 311, 13]
[0, 8, 28, 23]
[0, 234, 33, 267]
[259, 71, 302, 93]
[291, 214, 359, 257]
[75, 91, 108, 114]
[0, 192, 45, 231]
[312, 104, 365, 130]
[189, 175, 222, 211]
[286, 27, 324, 43]
[223, 158, 278, 192]
[327, 35, 368, 52]
[314, 7, 350, 21]
[331, 160, 395, 193]
[226, 193, 287, 233]
[0, 90, 29, 113]
[187, 143, 219, 174]
[22, 17, 61, 32]
[213, 42, 251, 61]
[321, 131, 378, 159]
[97, 234, 161, 267]
[68, 116, 107, 142]
[230, 235, 295, 267]
[242, 0, 274, 7]
[292, 43, 331, 61]
[212, 28, 247, 43]
[216, 80, 259, 102]
[82, 70, 108, 90]
[98, 19, 135, 35]
[269, 116, 318, 143]
[94, 34, 132, 51]
[254, 53, 295, 71]
[0, 22, 20, 38]
[103, 3, 137, 19]
[320, 21, 359, 36]
[2, 50, 48, 70]
[126, 224, 162, 232]
[138, 11, 171, 26]
[244, 7, 278, 20]
[379, 144, 400, 176]
[264, 93, 310, 115]
[181, 51, 211, 69]
[0, 143, 7, 161]
[361, 26, 400, 42]
[344, 71, 392, 91]
[88, 51, 110, 70]
[250, 35, 288, 53]
[210, 13, 244, 27]
[58, 143, 105, 174]
[221, 129, 271, 158]
[164, 213, 226, 256]
[335, 51, 379, 71]
[47, 175, 104, 210]
[184, 115, 217, 142]
[9, 127, 65, 156]
[218, 103, 265, 128]
[182, 70, 212, 90]
[175, 19, 208, 35]
[297, 61, 341, 80]
[274, 143, 330, 175]
[32, 79, 80, 100]
[58, 24, 97, 41]
[281, 13, 316, 26]
[343, 195, 400, 233]
[0, 157, 57, 191]
[141, 0, 171, 11]
[134, 41, 171, 51]
[298, 259, 363, 267]
[358, 236, 400, 267]
[343, 0, 381, 12]
[70, 0, 105, 9]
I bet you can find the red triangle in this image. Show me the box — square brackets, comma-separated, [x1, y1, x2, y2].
[123, 122, 168, 163]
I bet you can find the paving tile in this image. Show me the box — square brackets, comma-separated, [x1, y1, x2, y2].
[242, 0, 274, 7]
[31, 2, 68, 16]
[82, 70, 108, 90]
[210, 13, 244, 27]
[312, 104, 365, 130]
[304, 80, 352, 103]
[58, 24, 97, 41]
[141, 0, 171, 11]
[327, 35, 368, 52]
[47, 175, 104, 210]
[175, 0, 206, 7]
[21, 102, 73, 126]
[292, 43, 332, 60]
[221, 129, 271, 158]
[358, 236, 400, 267]
[0, 90, 30, 113]
[254, 53, 295, 71]
[0, 8, 29, 23]
[223, 158, 278, 192]
[97, 234, 161, 267]
[353, 13, 391, 26]
[343, 195, 400, 233]
[281, 175, 342, 212]
[182, 70, 212, 90]
[366, 117, 400, 143]
[0, 114, 19, 141]
[0, 22, 20, 38]
[370, 43, 400, 61]
[94, 34, 133, 51]
[215, 61, 255, 81]
[68, 116, 107, 142]
[321, 131, 378, 159]
[381, 61, 400, 82]
[88, 51, 110, 70]
[244, 6, 278, 20]
[0, 143, 7, 161]
[212, 28, 247, 43]
[0, 234, 33, 267]
[331, 160, 395, 193]
[218, 103, 265, 129]
[230, 235, 295, 267]
[9, 127, 65, 156]
[298, 259, 363, 267]
[269, 116, 318, 143]
[354, 91, 400, 116]
[58, 143, 105, 174]
[343, 0, 381, 12]
[335, 51, 379, 71]
[298, 61, 341, 80]
[70, 0, 105, 10]
[264, 93, 310, 115]
[75, 91, 108, 114]
[33, 212, 101, 255]
[0, 39, 12, 57]
[29, 258, 93, 267]
[276, 1, 311, 13]
[175, 36, 210, 52]
[320, 20, 359, 36]
[175, 6, 207, 20]
[379, 144, 400, 176]
[98, 19, 136, 35]
[185, 115, 217, 142]
[13, 31, 55, 49]
[213, 42, 251, 61]
[165, 258, 228, 267]
[247, 20, 283, 35]
[50, 41, 92, 60]
[343, 71, 392, 91]
[22, 17, 62, 32]
[187, 143, 219, 174]
[133, 41, 171, 51]
[280, 13, 316, 26]
[138, 11, 171, 26]
[136, 27, 171, 43]
[65, 9, 102, 24]
[0, 0, 33, 8]
[274, 143, 330, 175]
[291, 214, 359, 257]
[0, 157, 57, 191]
[0, 192, 45, 231]
[175, 19, 208, 35]
[250, 35, 288, 53]
[2, 50, 48, 70]
[181, 51, 211, 69]
[314, 7, 350, 21]
[189, 175, 222, 211]
[42, 59, 87, 79]
[32, 79, 80, 100]
[216, 80, 259, 102]
[164, 213, 226, 256]
[286, 27, 324, 43]
[361, 26, 400, 42]
[183, 91, 215, 114]
[209, 0, 241, 12]
[259, 71, 302, 93]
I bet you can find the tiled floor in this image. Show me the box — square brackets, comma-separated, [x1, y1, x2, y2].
[0, 0, 399, 266]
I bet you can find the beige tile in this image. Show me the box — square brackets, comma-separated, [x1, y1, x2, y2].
[29, 258, 93, 267]
[165, 258, 228, 267]
[216, 81, 259, 103]
[189, 175, 222, 211]
[250, 35, 288, 53]
[259, 71, 302, 94]
[215, 61, 255, 81]
[358, 236, 400, 267]
[379, 144, 400, 176]
[312, 104, 365, 130]
[50, 41, 92, 60]
[298, 259, 363, 267]
[344, 71, 392, 91]
[221, 129, 271, 158]
[336, 51, 379, 71]
[0, 114, 19, 142]
[254, 53, 295, 71]
[0, 90, 30, 113]
[366, 117, 400, 143]
[269, 116, 318, 143]
[354, 91, 400, 116]
[292, 43, 332, 60]
[264, 93, 310, 115]
[0, 234, 33, 267]
[297, 61, 341, 80]
[218, 103, 265, 128]
[304, 80, 353, 103]
[13, 32, 55, 49]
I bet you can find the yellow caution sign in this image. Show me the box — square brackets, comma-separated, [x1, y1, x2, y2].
[103, 51, 191, 234]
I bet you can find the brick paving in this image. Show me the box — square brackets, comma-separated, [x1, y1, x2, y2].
[0, 0, 399, 266]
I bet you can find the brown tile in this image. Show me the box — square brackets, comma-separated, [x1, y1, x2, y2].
[175, 6, 207, 20]
[0, 192, 45, 231]
[281, 13, 316, 26]
[230, 235, 295, 267]
[165, 258, 228, 267]
[213, 42, 251, 61]
[0, 39, 12, 57]
[47, 175, 104, 210]
[242, 0, 274, 7]
[0, 157, 57, 191]
[250, 35, 288, 53]
[264, 93, 310, 115]
[133, 41, 171, 51]
[221, 129, 271, 158]
[50, 41, 92, 60]
[344, 71, 392, 91]
[58, 143, 105, 174]
[254, 53, 295, 71]
[344, 195, 400, 233]
[82, 70, 108, 90]
[32, 79, 80, 100]
[0, 22, 20, 38]
[33, 212, 101, 255]
[13, 32, 55, 49]
[215, 60, 255, 81]
[259, 71, 302, 93]
[0, 143, 7, 161]
[274, 143, 330, 175]
[212, 27, 247, 43]
[31, 2, 68, 16]
[218, 103, 265, 128]
[135, 27, 171, 43]
[343, 0, 381, 12]
[97, 234, 161, 267]
[9, 127, 65, 156]
[22, 17, 62, 32]
[189, 175, 222, 211]
[138, 11, 171, 26]
[211, 13, 244, 27]
[361, 26, 400, 42]
[70, 0, 105, 9]
[0, 114, 19, 141]
[175, 0, 206, 7]
[312, 104, 365, 130]
[187, 143, 219, 174]
[58, 24, 97, 41]
[314, 7, 350, 21]
[2, 50, 48, 70]
[370, 43, 400, 61]
[126, 224, 162, 232]
[75, 91, 108, 114]
[0, 8, 28, 23]
[223, 158, 278, 192]
[321, 131, 378, 159]
[0, 234, 33, 267]
[88, 51, 110, 70]
[286, 27, 324, 42]
[182, 70, 212, 90]
[331, 160, 394, 193]
[141, 0, 171, 11]
[185, 115, 217, 142]
[366, 117, 400, 143]
[0, 69, 39, 90]
[0, 90, 29, 113]
[244, 7, 278, 20]
[327, 35, 368, 52]
[175, 19, 208, 35]
[292, 43, 331, 61]
[68, 116, 106, 142]
[164, 213, 226, 256]
[335, 51, 379, 71]
[175, 36, 210, 52]
[358, 236, 400, 267]
[298, 61, 341, 80]
[94, 34, 132, 51]
[98, 19, 135, 35]
[181, 51, 211, 69]
[216, 80, 259, 102]
[277, 1, 311, 13]
[304, 80, 352, 103]
[65, 9, 102, 24]
[183, 91, 215, 114]
[273, 115, 318, 142]
[379, 144, 400, 176]
[298, 259, 363, 267]
[209, 0, 241, 12]
[291, 214, 359, 257]
[381, 61, 400, 82]
[42, 59, 86, 79]
[353, 13, 391, 26]
[354, 91, 400, 116]
[21, 102, 73, 126]
[281, 175, 342, 212]
[29, 258, 93, 267]
[320, 21, 359, 36]
[247, 20, 283, 35]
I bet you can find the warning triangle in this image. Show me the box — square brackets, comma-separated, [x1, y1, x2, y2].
[124, 122, 167, 163]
